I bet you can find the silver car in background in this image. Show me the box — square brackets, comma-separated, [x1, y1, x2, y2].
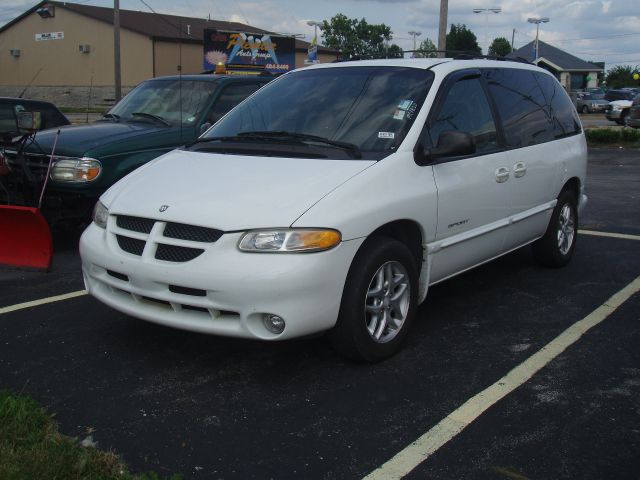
[576, 93, 609, 114]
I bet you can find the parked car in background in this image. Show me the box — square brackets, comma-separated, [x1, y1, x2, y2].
[576, 93, 609, 114]
[1, 74, 272, 225]
[604, 88, 640, 102]
[626, 94, 640, 128]
[0, 97, 69, 138]
[606, 98, 636, 125]
[80, 58, 587, 361]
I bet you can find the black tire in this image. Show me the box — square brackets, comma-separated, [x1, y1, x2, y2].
[616, 111, 628, 125]
[532, 189, 578, 268]
[581, 105, 589, 114]
[329, 236, 418, 362]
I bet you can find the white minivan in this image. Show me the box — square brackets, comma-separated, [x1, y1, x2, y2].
[80, 58, 587, 361]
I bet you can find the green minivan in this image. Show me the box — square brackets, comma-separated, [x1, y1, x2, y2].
[2, 74, 271, 225]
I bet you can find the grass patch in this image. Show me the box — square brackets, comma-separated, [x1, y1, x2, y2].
[0, 390, 180, 480]
[585, 127, 640, 145]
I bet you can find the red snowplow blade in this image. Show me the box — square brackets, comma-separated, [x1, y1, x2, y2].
[0, 205, 53, 271]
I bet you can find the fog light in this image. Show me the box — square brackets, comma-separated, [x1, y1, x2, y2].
[263, 314, 285, 334]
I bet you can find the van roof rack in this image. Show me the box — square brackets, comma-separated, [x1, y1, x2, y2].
[453, 53, 532, 64]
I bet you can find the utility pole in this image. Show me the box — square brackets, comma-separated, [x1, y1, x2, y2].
[511, 28, 515, 51]
[408, 31, 421, 57]
[114, 0, 121, 102]
[437, 0, 448, 58]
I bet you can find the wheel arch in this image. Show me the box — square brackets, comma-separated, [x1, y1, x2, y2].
[561, 176, 581, 200]
[366, 219, 424, 272]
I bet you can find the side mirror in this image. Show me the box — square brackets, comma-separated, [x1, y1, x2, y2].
[200, 122, 212, 135]
[414, 131, 476, 166]
[17, 111, 42, 132]
[431, 131, 475, 160]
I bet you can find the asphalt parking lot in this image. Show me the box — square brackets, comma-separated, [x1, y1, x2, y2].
[1, 148, 639, 479]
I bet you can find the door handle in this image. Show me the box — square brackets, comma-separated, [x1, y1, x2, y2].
[495, 166, 510, 183]
[513, 162, 527, 178]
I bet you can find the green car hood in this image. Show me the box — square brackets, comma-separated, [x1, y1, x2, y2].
[27, 121, 197, 158]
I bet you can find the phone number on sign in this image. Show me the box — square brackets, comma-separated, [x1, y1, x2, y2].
[266, 64, 290, 71]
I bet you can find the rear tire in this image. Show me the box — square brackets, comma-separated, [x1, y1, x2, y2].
[329, 237, 418, 362]
[532, 189, 578, 268]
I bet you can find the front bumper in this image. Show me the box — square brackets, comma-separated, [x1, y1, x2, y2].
[80, 220, 363, 340]
[605, 109, 624, 120]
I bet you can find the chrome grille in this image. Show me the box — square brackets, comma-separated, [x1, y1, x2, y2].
[3, 150, 49, 180]
[112, 214, 222, 262]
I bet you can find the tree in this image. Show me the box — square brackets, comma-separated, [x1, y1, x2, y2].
[446, 24, 481, 55]
[385, 44, 404, 58]
[605, 65, 639, 89]
[321, 13, 393, 59]
[488, 37, 512, 57]
[414, 38, 438, 58]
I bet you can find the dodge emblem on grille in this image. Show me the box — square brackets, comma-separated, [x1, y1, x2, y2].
[159, 205, 169, 212]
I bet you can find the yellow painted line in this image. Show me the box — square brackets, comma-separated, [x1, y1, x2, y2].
[364, 276, 640, 480]
[579, 230, 640, 241]
[0, 290, 87, 315]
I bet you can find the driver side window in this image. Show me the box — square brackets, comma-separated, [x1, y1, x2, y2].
[429, 77, 498, 155]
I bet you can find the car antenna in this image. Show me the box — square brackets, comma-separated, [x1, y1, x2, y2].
[18, 67, 43, 98]
[179, 17, 183, 144]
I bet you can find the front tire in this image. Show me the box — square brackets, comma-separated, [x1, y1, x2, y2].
[581, 105, 589, 114]
[329, 237, 418, 362]
[532, 189, 578, 268]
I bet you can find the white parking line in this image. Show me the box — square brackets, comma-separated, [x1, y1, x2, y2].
[364, 275, 640, 480]
[0, 290, 87, 315]
[579, 230, 640, 241]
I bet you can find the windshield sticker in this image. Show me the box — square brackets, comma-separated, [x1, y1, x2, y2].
[393, 109, 406, 120]
[398, 99, 413, 110]
[378, 132, 395, 139]
[406, 101, 418, 120]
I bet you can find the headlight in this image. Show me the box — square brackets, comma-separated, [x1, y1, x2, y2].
[239, 229, 341, 253]
[51, 157, 101, 182]
[92, 201, 109, 229]
[611, 105, 622, 112]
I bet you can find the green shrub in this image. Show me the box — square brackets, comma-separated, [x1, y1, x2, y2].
[584, 127, 640, 144]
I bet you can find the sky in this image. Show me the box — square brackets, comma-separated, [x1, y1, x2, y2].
[2, 0, 639, 70]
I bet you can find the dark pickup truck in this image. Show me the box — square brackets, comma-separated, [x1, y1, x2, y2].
[1, 74, 271, 225]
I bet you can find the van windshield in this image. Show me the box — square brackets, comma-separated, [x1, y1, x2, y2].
[201, 66, 434, 159]
[106, 79, 219, 127]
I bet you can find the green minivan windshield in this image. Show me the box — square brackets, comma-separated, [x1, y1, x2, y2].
[107, 79, 218, 127]
[201, 66, 434, 158]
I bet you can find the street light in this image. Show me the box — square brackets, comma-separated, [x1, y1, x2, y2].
[527, 16, 549, 61]
[473, 7, 501, 55]
[408, 30, 422, 57]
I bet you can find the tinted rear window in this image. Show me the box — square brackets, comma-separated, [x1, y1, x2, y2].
[483, 68, 580, 148]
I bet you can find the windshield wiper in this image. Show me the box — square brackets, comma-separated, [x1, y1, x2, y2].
[239, 131, 362, 159]
[99, 113, 120, 122]
[129, 112, 171, 126]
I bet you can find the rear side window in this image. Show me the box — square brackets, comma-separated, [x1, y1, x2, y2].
[536, 73, 581, 138]
[483, 68, 554, 147]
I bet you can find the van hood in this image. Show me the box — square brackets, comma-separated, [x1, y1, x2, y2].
[103, 149, 376, 231]
[28, 121, 183, 157]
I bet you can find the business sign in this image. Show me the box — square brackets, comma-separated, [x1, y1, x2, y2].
[203, 29, 296, 74]
[305, 33, 319, 65]
[35, 32, 64, 41]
